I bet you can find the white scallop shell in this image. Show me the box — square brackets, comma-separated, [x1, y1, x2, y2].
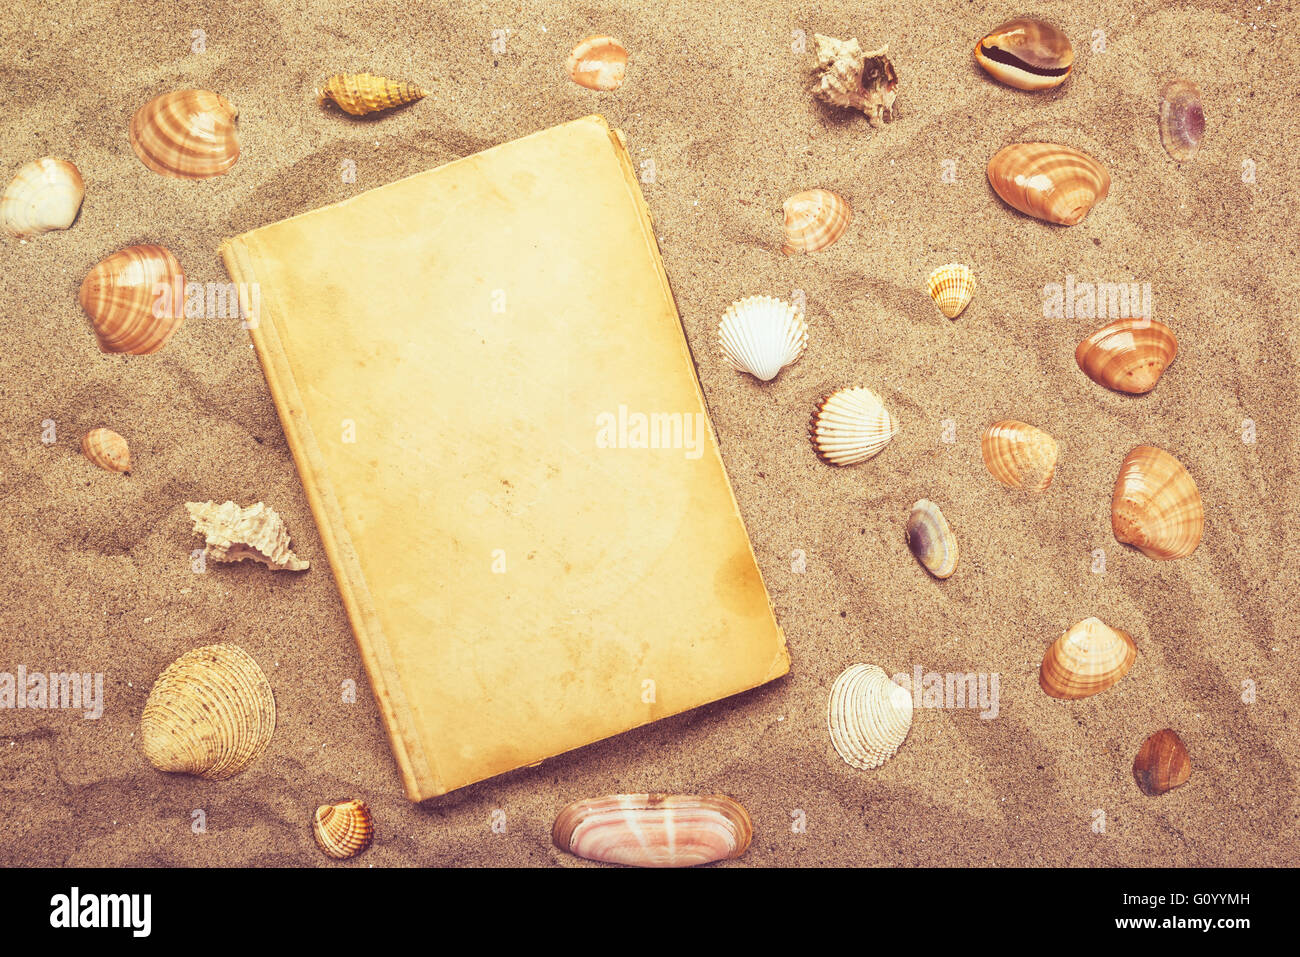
[718, 295, 807, 381]
[2, 157, 84, 239]
[926, 263, 974, 319]
[809, 386, 897, 466]
[827, 663, 913, 770]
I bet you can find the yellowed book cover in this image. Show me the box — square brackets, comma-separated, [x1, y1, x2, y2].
[220, 114, 788, 800]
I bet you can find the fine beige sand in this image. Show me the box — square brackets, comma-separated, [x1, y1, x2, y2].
[2, 0, 1297, 866]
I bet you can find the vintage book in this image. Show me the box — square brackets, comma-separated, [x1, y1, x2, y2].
[220, 115, 788, 800]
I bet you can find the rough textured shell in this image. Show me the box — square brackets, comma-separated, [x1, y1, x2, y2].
[1039, 618, 1137, 699]
[566, 36, 628, 91]
[809, 386, 897, 466]
[317, 73, 425, 115]
[827, 664, 913, 769]
[926, 263, 975, 319]
[313, 800, 374, 859]
[782, 188, 851, 254]
[906, 499, 958, 578]
[186, 500, 309, 571]
[1159, 79, 1204, 163]
[140, 644, 275, 780]
[810, 35, 897, 126]
[1111, 446, 1203, 560]
[1133, 729, 1191, 796]
[1075, 318, 1178, 394]
[981, 420, 1058, 491]
[2, 158, 84, 239]
[81, 428, 131, 472]
[78, 244, 185, 355]
[718, 295, 807, 381]
[987, 143, 1110, 226]
[974, 18, 1073, 90]
[129, 89, 240, 179]
[552, 794, 751, 867]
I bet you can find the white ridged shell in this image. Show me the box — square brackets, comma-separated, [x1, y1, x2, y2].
[718, 295, 807, 381]
[2, 158, 84, 239]
[926, 263, 974, 319]
[809, 386, 897, 465]
[827, 664, 913, 769]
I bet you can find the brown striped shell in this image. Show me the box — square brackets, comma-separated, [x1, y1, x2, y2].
[78, 244, 185, 355]
[974, 19, 1073, 91]
[926, 263, 975, 319]
[553, 794, 751, 867]
[1111, 446, 1203, 560]
[313, 800, 374, 859]
[987, 143, 1110, 226]
[1133, 730, 1191, 796]
[81, 427, 131, 472]
[1075, 318, 1178, 394]
[1039, 618, 1137, 700]
[781, 188, 851, 254]
[980, 420, 1058, 492]
[317, 73, 426, 115]
[129, 89, 240, 179]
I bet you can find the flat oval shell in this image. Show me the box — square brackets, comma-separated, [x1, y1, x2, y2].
[1, 157, 84, 239]
[809, 386, 897, 466]
[1075, 318, 1178, 394]
[1159, 79, 1204, 162]
[975, 18, 1073, 90]
[566, 36, 628, 91]
[78, 244, 186, 355]
[129, 89, 240, 180]
[317, 73, 425, 115]
[906, 499, 958, 578]
[987, 143, 1110, 226]
[926, 263, 974, 319]
[782, 188, 851, 254]
[81, 427, 131, 472]
[1039, 618, 1137, 699]
[313, 799, 374, 859]
[552, 794, 751, 867]
[981, 420, 1058, 491]
[718, 295, 807, 381]
[827, 663, 912, 769]
[1111, 446, 1203, 560]
[1133, 729, 1191, 796]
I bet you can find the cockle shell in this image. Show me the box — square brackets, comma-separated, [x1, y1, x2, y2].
[552, 794, 751, 867]
[809, 386, 897, 466]
[981, 420, 1058, 492]
[781, 188, 851, 255]
[827, 664, 913, 770]
[78, 244, 186, 355]
[1075, 318, 1178, 394]
[926, 263, 975, 319]
[718, 295, 807, 381]
[1, 158, 84, 239]
[810, 35, 897, 127]
[81, 428, 131, 473]
[906, 499, 958, 578]
[974, 18, 1074, 91]
[313, 800, 374, 859]
[317, 73, 426, 115]
[129, 89, 240, 179]
[186, 500, 310, 571]
[1111, 446, 1203, 560]
[566, 36, 628, 91]
[140, 644, 275, 780]
[1159, 79, 1204, 163]
[1133, 729, 1191, 796]
[1039, 618, 1137, 700]
[987, 143, 1110, 226]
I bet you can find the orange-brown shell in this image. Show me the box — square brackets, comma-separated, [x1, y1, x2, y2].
[566, 36, 628, 91]
[1133, 729, 1191, 796]
[313, 800, 374, 859]
[1111, 446, 1203, 560]
[1075, 318, 1178, 394]
[974, 18, 1073, 91]
[316, 73, 425, 115]
[129, 89, 240, 180]
[987, 143, 1110, 226]
[78, 244, 185, 355]
[81, 427, 131, 472]
[1039, 618, 1137, 699]
[980, 420, 1058, 492]
[782, 188, 851, 254]
[553, 793, 751, 867]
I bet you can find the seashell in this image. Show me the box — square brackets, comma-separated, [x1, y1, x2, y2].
[1111, 446, 1203, 560]
[974, 18, 1074, 91]
[827, 663, 912, 770]
[78, 244, 185, 355]
[129, 89, 240, 180]
[810, 35, 897, 127]
[552, 794, 751, 867]
[565, 36, 628, 91]
[313, 800, 374, 859]
[905, 499, 958, 578]
[1039, 618, 1137, 700]
[980, 420, 1058, 492]
[781, 188, 852, 255]
[718, 295, 807, 381]
[316, 73, 426, 116]
[926, 263, 975, 319]
[987, 143, 1110, 226]
[809, 386, 897, 466]
[1075, 318, 1178, 394]
[1133, 729, 1191, 796]
[186, 500, 310, 571]
[81, 427, 131, 473]
[140, 643, 275, 780]
[1, 158, 84, 239]
[1159, 79, 1204, 163]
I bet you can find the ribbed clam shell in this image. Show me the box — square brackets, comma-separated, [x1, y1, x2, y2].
[987, 143, 1110, 226]
[186, 500, 310, 571]
[980, 420, 1058, 491]
[827, 664, 913, 770]
[313, 800, 374, 859]
[129, 89, 240, 179]
[1111, 446, 1203, 560]
[718, 295, 807, 381]
[317, 73, 426, 115]
[810, 34, 897, 126]
[781, 188, 851, 254]
[552, 794, 751, 867]
[1075, 318, 1178, 394]
[974, 18, 1073, 91]
[140, 644, 275, 780]
[78, 244, 185, 355]
[1133, 729, 1191, 796]
[565, 36, 628, 91]
[906, 499, 958, 578]
[1159, 79, 1204, 163]
[1039, 618, 1136, 699]
[926, 263, 974, 319]
[809, 386, 897, 466]
[81, 427, 131, 472]
[1, 158, 84, 239]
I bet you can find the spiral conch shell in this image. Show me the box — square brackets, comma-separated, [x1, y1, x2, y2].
[313, 800, 374, 859]
[566, 36, 628, 91]
[926, 263, 975, 319]
[906, 499, 958, 578]
[1111, 446, 1203, 560]
[718, 295, 807, 381]
[186, 500, 310, 571]
[981, 420, 1058, 492]
[81, 428, 131, 473]
[1133, 729, 1191, 796]
[317, 73, 426, 115]
[987, 143, 1110, 226]
[810, 35, 897, 126]
[827, 664, 913, 770]
[782, 188, 851, 255]
[129, 89, 240, 179]
[1039, 618, 1136, 699]
[552, 794, 752, 867]
[79, 245, 185, 355]
[1075, 318, 1178, 394]
[809, 387, 897, 466]
[974, 18, 1073, 91]
[140, 644, 275, 780]
[2, 158, 84, 239]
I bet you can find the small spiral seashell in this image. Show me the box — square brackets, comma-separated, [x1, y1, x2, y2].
[1133, 729, 1191, 796]
[781, 188, 851, 254]
[1075, 318, 1178, 394]
[718, 295, 807, 381]
[81, 427, 131, 472]
[565, 36, 628, 91]
[809, 386, 897, 466]
[316, 73, 426, 116]
[974, 18, 1074, 91]
[1, 158, 84, 239]
[78, 244, 186, 355]
[906, 499, 958, 578]
[553, 793, 751, 867]
[1158, 79, 1204, 163]
[981, 420, 1058, 492]
[313, 800, 374, 859]
[926, 263, 975, 319]
[129, 89, 240, 180]
[827, 664, 913, 770]
[987, 143, 1110, 226]
[1039, 618, 1136, 700]
[1111, 446, 1203, 560]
